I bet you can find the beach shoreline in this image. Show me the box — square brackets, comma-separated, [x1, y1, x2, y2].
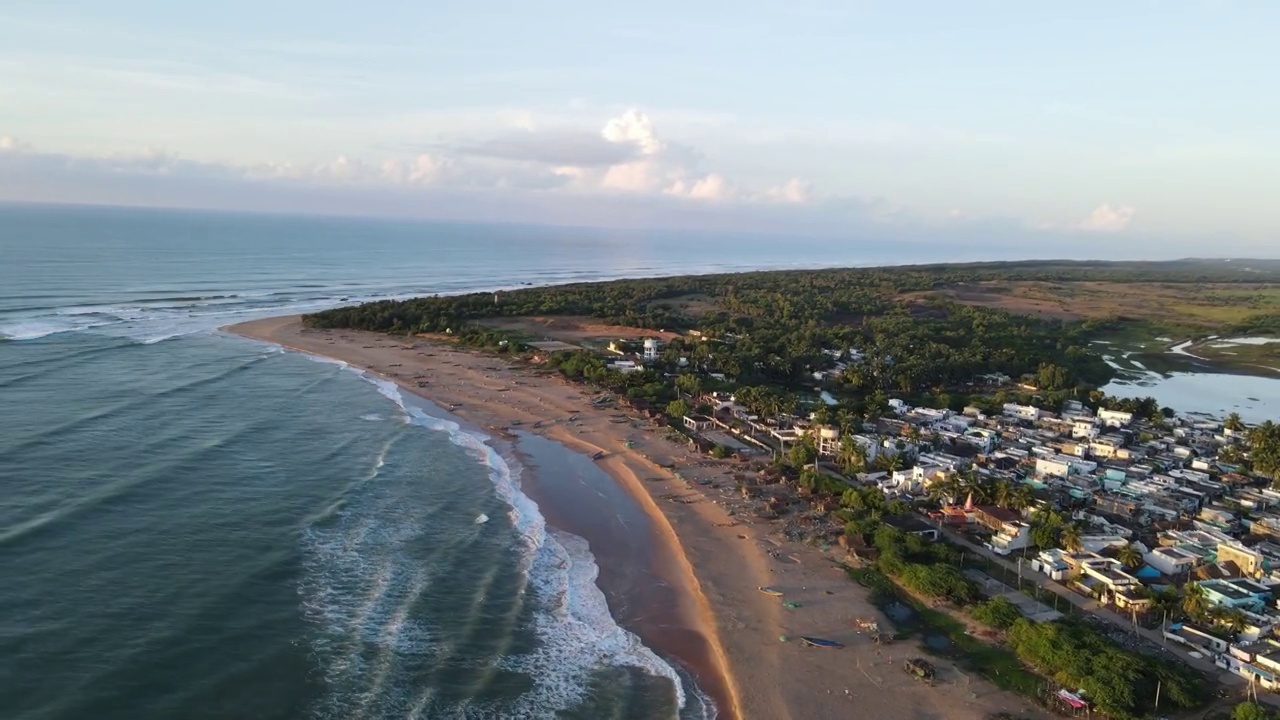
[225, 315, 1048, 720]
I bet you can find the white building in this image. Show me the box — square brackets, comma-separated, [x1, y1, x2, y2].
[1072, 420, 1100, 440]
[642, 338, 661, 362]
[989, 522, 1032, 555]
[1098, 408, 1134, 427]
[1144, 546, 1201, 576]
[1035, 454, 1098, 478]
[1003, 403, 1041, 421]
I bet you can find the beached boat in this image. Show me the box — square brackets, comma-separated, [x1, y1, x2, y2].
[799, 636, 844, 649]
[591, 451, 605, 460]
[758, 586, 784, 597]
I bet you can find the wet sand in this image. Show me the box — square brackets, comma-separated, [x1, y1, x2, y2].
[226, 315, 1048, 720]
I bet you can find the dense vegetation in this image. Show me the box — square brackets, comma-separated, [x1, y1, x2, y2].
[1004, 619, 1202, 719]
[860, 520, 1203, 718]
[308, 261, 1251, 397]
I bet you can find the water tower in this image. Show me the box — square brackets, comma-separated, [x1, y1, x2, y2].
[643, 338, 660, 362]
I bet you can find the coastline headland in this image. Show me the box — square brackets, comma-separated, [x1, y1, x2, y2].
[226, 314, 1045, 720]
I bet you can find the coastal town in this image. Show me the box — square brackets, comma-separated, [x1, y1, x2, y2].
[551, 330, 1280, 716]
[299, 261, 1280, 719]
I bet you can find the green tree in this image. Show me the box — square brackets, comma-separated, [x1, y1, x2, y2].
[666, 399, 690, 419]
[971, 596, 1023, 629]
[1225, 412, 1246, 432]
[1219, 607, 1249, 638]
[929, 474, 963, 505]
[789, 437, 818, 468]
[675, 374, 702, 398]
[1249, 421, 1280, 479]
[836, 434, 867, 475]
[1116, 544, 1144, 569]
[1232, 701, 1273, 720]
[812, 403, 831, 426]
[1060, 523, 1083, 552]
[1182, 582, 1209, 620]
[1030, 510, 1064, 549]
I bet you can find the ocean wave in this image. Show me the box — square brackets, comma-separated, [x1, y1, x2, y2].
[360, 373, 689, 717]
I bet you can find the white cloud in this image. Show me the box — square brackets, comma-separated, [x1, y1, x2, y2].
[0, 136, 32, 153]
[1079, 203, 1135, 232]
[601, 109, 664, 156]
[762, 178, 813, 204]
[0, 110, 809, 209]
[667, 173, 734, 201]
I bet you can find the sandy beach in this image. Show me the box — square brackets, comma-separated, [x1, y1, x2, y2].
[227, 315, 1047, 720]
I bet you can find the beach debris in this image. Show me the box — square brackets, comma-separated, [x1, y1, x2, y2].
[800, 636, 844, 649]
[903, 658, 936, 685]
[783, 601, 803, 609]
[475, 513, 489, 524]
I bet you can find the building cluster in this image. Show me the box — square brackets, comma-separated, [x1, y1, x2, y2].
[675, 383, 1279, 687]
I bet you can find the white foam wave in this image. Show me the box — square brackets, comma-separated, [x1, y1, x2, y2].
[360, 413, 385, 422]
[360, 372, 688, 716]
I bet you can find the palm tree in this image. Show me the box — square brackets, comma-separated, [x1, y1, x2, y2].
[929, 474, 963, 505]
[1007, 483, 1033, 512]
[884, 453, 903, 473]
[1060, 523, 1083, 552]
[1220, 608, 1249, 637]
[1182, 582, 1209, 620]
[993, 479, 1013, 508]
[1116, 543, 1144, 569]
[1149, 587, 1180, 622]
[1225, 412, 1245, 432]
[836, 434, 867, 475]
[959, 470, 991, 504]
[836, 409, 856, 435]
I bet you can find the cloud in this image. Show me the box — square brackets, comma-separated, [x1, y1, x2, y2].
[0, 108, 814, 213]
[1079, 203, 1135, 232]
[667, 173, 734, 201]
[455, 130, 640, 167]
[0, 136, 32, 153]
[601, 109, 664, 155]
[761, 178, 813, 204]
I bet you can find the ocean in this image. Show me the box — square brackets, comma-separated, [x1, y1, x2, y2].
[1, 203, 912, 720]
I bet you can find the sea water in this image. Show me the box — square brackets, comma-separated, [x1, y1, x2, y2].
[4, 203, 946, 720]
[5, 202, 1278, 718]
[2, 204, 763, 720]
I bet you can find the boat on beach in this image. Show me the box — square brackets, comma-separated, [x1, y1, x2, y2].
[758, 586, 784, 597]
[799, 636, 844, 649]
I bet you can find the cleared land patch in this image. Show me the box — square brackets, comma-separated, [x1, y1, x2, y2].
[477, 315, 683, 346]
[645, 293, 722, 318]
[910, 281, 1280, 328]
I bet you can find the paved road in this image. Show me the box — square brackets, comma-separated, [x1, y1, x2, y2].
[934, 523, 1246, 685]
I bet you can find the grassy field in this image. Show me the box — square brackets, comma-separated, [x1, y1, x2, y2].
[909, 281, 1280, 330]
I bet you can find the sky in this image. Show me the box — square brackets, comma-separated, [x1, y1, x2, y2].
[1, 1, 1278, 255]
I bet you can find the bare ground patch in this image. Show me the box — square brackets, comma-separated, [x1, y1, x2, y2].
[477, 315, 683, 345]
[646, 293, 722, 317]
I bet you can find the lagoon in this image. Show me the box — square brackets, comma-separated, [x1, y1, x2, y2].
[1103, 371, 1280, 424]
